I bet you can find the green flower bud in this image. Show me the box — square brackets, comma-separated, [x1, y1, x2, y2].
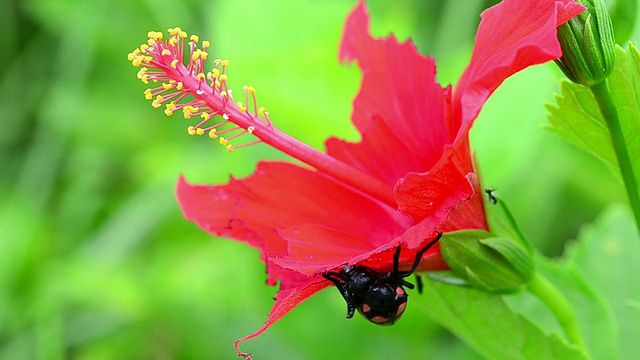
[440, 231, 534, 294]
[555, 0, 616, 87]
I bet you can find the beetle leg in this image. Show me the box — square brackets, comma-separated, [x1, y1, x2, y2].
[415, 275, 423, 294]
[397, 231, 442, 278]
[323, 272, 356, 319]
[393, 245, 402, 275]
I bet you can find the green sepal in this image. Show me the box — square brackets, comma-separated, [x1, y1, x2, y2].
[482, 190, 533, 255]
[556, 0, 616, 87]
[440, 230, 535, 294]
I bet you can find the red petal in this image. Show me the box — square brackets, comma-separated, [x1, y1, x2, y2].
[327, 1, 453, 186]
[234, 278, 330, 359]
[452, 0, 586, 138]
[177, 161, 409, 281]
[274, 225, 377, 276]
[394, 144, 475, 223]
[276, 209, 450, 277]
[441, 173, 488, 232]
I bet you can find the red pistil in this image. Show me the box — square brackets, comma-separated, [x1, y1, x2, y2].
[128, 28, 396, 207]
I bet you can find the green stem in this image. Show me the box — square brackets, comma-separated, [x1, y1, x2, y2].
[527, 273, 588, 353]
[590, 81, 640, 232]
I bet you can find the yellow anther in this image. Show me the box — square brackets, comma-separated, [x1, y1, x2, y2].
[190, 34, 199, 43]
[168, 27, 182, 36]
[170, 59, 179, 68]
[202, 40, 210, 48]
[209, 129, 217, 139]
[246, 86, 256, 93]
[152, 95, 163, 108]
[176, 82, 183, 90]
[237, 102, 247, 112]
[219, 137, 228, 146]
[140, 44, 150, 52]
[165, 102, 176, 116]
[247, 126, 255, 134]
[220, 91, 227, 97]
[144, 89, 152, 100]
[197, 73, 205, 81]
[220, 74, 228, 82]
[169, 37, 178, 46]
[161, 49, 171, 56]
[137, 68, 149, 84]
[200, 51, 208, 60]
[200, 112, 211, 120]
[221, 60, 230, 66]
[226, 144, 234, 152]
[187, 126, 197, 135]
[162, 82, 173, 90]
[131, 56, 143, 67]
[192, 49, 207, 60]
[212, 68, 220, 78]
[179, 30, 187, 38]
[214, 59, 222, 65]
[147, 31, 161, 40]
[258, 107, 266, 116]
[182, 105, 198, 119]
[127, 49, 139, 61]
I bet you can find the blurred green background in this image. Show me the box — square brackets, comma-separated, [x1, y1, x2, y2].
[1, 0, 636, 359]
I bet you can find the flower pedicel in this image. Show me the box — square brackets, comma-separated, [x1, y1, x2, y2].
[128, 0, 584, 357]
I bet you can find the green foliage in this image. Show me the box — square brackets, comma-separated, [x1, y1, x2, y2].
[415, 278, 589, 360]
[546, 44, 640, 188]
[421, 204, 640, 360]
[568, 205, 640, 358]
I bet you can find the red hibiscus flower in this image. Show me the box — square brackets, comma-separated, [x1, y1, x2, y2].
[128, 0, 584, 357]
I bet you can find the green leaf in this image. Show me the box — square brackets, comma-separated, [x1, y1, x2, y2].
[505, 204, 640, 359]
[567, 204, 640, 358]
[546, 44, 640, 186]
[415, 279, 588, 360]
[423, 206, 640, 360]
[506, 257, 618, 360]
